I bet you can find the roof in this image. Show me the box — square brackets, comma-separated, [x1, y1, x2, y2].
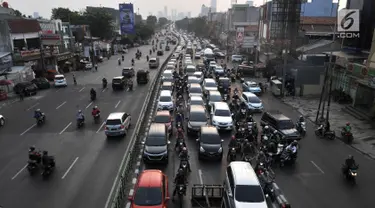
[245, 25, 259, 32]
[113, 76, 124, 79]
[162, 82, 172, 86]
[209, 90, 221, 96]
[190, 83, 201, 88]
[160, 90, 172, 96]
[229, 162, 259, 185]
[267, 111, 290, 121]
[54, 74, 65, 78]
[137, 170, 163, 187]
[194, 71, 203, 74]
[188, 76, 199, 80]
[243, 92, 257, 97]
[190, 96, 203, 101]
[107, 112, 125, 120]
[187, 65, 196, 69]
[214, 102, 230, 110]
[7, 19, 41, 33]
[163, 70, 173, 73]
[155, 111, 170, 116]
[204, 78, 216, 83]
[201, 126, 219, 135]
[219, 77, 229, 80]
[300, 16, 336, 25]
[190, 105, 205, 112]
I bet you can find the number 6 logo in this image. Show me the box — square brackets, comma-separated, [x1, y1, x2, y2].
[341, 11, 356, 30]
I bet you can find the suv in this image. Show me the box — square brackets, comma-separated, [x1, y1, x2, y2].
[104, 112, 131, 137]
[122, 67, 135, 78]
[142, 123, 170, 164]
[202, 78, 218, 96]
[112, 76, 126, 90]
[211, 102, 233, 131]
[260, 111, 301, 141]
[196, 126, 223, 160]
[187, 105, 209, 134]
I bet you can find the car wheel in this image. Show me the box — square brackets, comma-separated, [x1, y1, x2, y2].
[0, 118, 4, 126]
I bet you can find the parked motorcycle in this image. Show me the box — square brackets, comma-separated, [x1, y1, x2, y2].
[341, 128, 354, 144]
[315, 125, 335, 140]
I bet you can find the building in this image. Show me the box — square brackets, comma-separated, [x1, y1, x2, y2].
[211, 0, 217, 13]
[61, 22, 75, 51]
[164, 6, 168, 18]
[301, 0, 337, 17]
[246, 1, 253, 6]
[200, 4, 210, 17]
[177, 12, 185, 20]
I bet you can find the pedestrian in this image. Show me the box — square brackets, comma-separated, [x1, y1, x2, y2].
[19, 91, 24, 101]
[73, 74, 77, 85]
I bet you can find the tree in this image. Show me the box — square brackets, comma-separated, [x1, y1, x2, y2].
[84, 10, 114, 39]
[135, 14, 142, 25]
[158, 17, 168, 27]
[146, 15, 157, 27]
[51, 7, 72, 22]
[14, 10, 22, 17]
[176, 17, 208, 37]
[135, 24, 154, 40]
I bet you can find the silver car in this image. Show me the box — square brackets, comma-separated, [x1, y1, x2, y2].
[104, 112, 132, 137]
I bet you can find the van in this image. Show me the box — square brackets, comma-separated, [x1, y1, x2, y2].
[142, 123, 170, 164]
[149, 57, 160, 69]
[224, 162, 267, 208]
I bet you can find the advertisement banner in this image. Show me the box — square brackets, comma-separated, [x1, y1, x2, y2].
[119, 3, 135, 34]
[236, 27, 244, 44]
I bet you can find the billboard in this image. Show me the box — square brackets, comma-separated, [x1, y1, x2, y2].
[119, 3, 135, 34]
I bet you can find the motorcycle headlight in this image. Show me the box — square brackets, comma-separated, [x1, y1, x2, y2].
[199, 146, 205, 152]
[218, 147, 222, 153]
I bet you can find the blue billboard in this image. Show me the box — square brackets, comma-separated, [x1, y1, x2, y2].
[119, 3, 135, 34]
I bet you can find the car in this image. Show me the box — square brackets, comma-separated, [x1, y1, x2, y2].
[13, 82, 38, 96]
[214, 51, 225, 59]
[0, 114, 4, 127]
[231, 54, 243, 62]
[211, 102, 233, 131]
[167, 61, 175, 66]
[224, 162, 267, 208]
[142, 123, 170, 164]
[157, 50, 164, 56]
[242, 81, 262, 95]
[206, 90, 223, 111]
[154, 111, 172, 135]
[104, 112, 131, 137]
[149, 57, 160, 68]
[166, 64, 175, 70]
[241, 92, 264, 112]
[184, 60, 193, 66]
[217, 77, 231, 93]
[187, 105, 209, 134]
[157, 90, 174, 111]
[122, 67, 135, 78]
[112, 76, 126, 90]
[196, 126, 223, 160]
[187, 76, 200, 88]
[137, 70, 149, 84]
[214, 66, 225, 76]
[193, 71, 203, 83]
[260, 111, 301, 141]
[187, 96, 204, 111]
[185, 65, 196, 76]
[202, 78, 218, 96]
[161, 82, 173, 91]
[54, 74, 67, 87]
[128, 170, 170, 208]
[162, 70, 173, 82]
[188, 83, 203, 98]
[31, 78, 50, 89]
[185, 54, 191, 58]
[195, 51, 201, 59]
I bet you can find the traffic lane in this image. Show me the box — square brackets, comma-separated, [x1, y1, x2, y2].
[260, 93, 375, 208]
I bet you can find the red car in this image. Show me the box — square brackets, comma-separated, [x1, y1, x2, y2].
[129, 170, 170, 208]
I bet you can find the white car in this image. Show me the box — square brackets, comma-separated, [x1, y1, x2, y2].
[202, 78, 218, 95]
[188, 83, 203, 98]
[195, 51, 201, 59]
[54, 74, 67, 87]
[241, 92, 264, 112]
[166, 64, 175, 70]
[187, 96, 204, 110]
[214, 66, 225, 75]
[231, 54, 243, 62]
[0, 114, 5, 127]
[193, 71, 203, 83]
[157, 90, 174, 111]
[211, 102, 233, 130]
[184, 60, 193, 66]
[167, 61, 175, 66]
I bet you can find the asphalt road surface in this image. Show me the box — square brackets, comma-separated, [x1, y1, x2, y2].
[0, 44, 174, 208]
[136, 58, 375, 208]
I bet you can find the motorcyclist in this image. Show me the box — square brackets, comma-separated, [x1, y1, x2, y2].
[149, 49, 152, 55]
[270, 130, 281, 143]
[284, 140, 298, 155]
[247, 114, 254, 123]
[122, 55, 124, 61]
[242, 139, 253, 158]
[324, 120, 331, 134]
[28, 146, 41, 162]
[262, 125, 271, 136]
[175, 129, 186, 149]
[90, 88, 96, 98]
[227, 135, 238, 158]
[102, 78, 107, 87]
[252, 121, 258, 137]
[92, 106, 100, 116]
[344, 122, 352, 133]
[298, 115, 305, 123]
[41, 150, 55, 168]
[127, 79, 133, 90]
[34, 109, 43, 120]
[76, 110, 85, 122]
[343, 155, 357, 175]
[118, 58, 121, 65]
[131, 58, 134, 66]
[179, 147, 191, 172]
[172, 168, 187, 199]
[146, 55, 149, 62]
[175, 112, 184, 128]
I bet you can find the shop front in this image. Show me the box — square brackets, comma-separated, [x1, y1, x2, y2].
[56, 52, 74, 73]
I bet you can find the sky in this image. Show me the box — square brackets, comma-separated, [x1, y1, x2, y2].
[5, 0, 345, 19]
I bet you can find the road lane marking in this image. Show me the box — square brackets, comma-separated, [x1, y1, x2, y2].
[96, 122, 106, 133]
[27, 103, 39, 111]
[94, 76, 101, 81]
[61, 157, 79, 179]
[11, 100, 17, 104]
[20, 124, 36, 136]
[115, 100, 121, 108]
[102, 88, 106, 92]
[79, 87, 85, 92]
[59, 122, 72, 134]
[56, 89, 61, 93]
[198, 169, 204, 184]
[86, 101, 93, 109]
[310, 161, 325, 174]
[56, 101, 67, 109]
[11, 164, 27, 180]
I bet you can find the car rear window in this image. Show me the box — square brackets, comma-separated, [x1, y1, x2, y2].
[134, 187, 162, 206]
[113, 79, 122, 83]
[186, 67, 196, 73]
[149, 59, 156, 63]
[215, 109, 230, 117]
[277, 119, 294, 130]
[248, 97, 261, 103]
[160, 96, 171, 102]
[201, 133, 220, 144]
[190, 87, 202, 93]
[155, 115, 170, 123]
[106, 119, 122, 125]
[235, 185, 264, 203]
[55, 77, 65, 80]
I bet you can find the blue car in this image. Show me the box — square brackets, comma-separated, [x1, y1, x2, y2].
[242, 81, 262, 95]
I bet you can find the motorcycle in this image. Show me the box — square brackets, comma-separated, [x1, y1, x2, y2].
[93, 113, 100, 124]
[102, 81, 107, 89]
[279, 150, 296, 167]
[342, 164, 359, 184]
[77, 118, 85, 128]
[41, 157, 55, 178]
[128, 82, 133, 91]
[296, 122, 306, 137]
[243, 154, 252, 164]
[223, 93, 228, 102]
[180, 160, 189, 176]
[27, 160, 39, 175]
[230, 73, 236, 82]
[176, 139, 185, 152]
[315, 125, 335, 140]
[176, 184, 186, 207]
[118, 60, 121, 66]
[341, 128, 354, 144]
[36, 113, 46, 125]
[228, 147, 237, 162]
[90, 93, 96, 101]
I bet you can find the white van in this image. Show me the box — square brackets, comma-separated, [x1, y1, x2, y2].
[149, 57, 160, 69]
[54, 74, 67, 87]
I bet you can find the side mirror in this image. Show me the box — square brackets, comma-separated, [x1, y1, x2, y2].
[128, 196, 133, 201]
[221, 139, 224, 143]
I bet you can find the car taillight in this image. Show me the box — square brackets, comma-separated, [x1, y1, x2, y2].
[120, 125, 125, 129]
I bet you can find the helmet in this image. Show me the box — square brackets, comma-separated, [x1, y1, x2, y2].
[78, 110, 82, 113]
[43, 150, 48, 155]
[231, 135, 235, 140]
[253, 121, 257, 125]
[94, 106, 98, 109]
[265, 126, 269, 129]
[178, 128, 182, 132]
[244, 139, 248, 143]
[292, 140, 298, 146]
[29, 146, 35, 151]
[182, 147, 187, 151]
[273, 130, 278, 134]
[348, 155, 353, 159]
[346, 122, 350, 126]
[299, 115, 303, 119]
[36, 109, 40, 112]
[178, 168, 183, 174]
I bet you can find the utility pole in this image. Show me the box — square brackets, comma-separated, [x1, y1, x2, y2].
[39, 32, 45, 71]
[90, 27, 96, 66]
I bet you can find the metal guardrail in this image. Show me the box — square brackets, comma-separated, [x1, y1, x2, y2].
[109, 33, 180, 208]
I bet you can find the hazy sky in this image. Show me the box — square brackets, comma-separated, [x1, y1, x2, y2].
[6, 0, 344, 19]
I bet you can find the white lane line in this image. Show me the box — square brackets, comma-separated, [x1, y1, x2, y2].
[61, 157, 79, 179]
[79, 87, 85, 92]
[20, 124, 36, 136]
[96, 122, 106, 133]
[56, 101, 67, 109]
[102, 88, 106, 92]
[11, 164, 27, 180]
[198, 169, 204, 184]
[11, 100, 18, 104]
[27, 103, 39, 111]
[115, 100, 121, 108]
[94, 76, 101, 81]
[310, 160, 325, 174]
[59, 122, 72, 134]
[56, 89, 61, 93]
[86, 102, 93, 109]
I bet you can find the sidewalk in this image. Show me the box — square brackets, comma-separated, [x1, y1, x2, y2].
[282, 96, 375, 159]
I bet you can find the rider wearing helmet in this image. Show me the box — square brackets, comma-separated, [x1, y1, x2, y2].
[28, 146, 40, 162]
[227, 135, 238, 158]
[92, 106, 100, 116]
[285, 140, 298, 154]
[175, 113, 184, 129]
[34, 109, 43, 120]
[42, 150, 55, 168]
[343, 155, 357, 175]
[298, 115, 305, 123]
[172, 168, 187, 199]
[179, 147, 191, 172]
[76, 110, 85, 121]
[242, 139, 252, 157]
[344, 122, 352, 133]
[175, 128, 186, 148]
[262, 125, 271, 136]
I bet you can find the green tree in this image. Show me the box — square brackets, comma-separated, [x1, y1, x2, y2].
[176, 17, 208, 37]
[146, 15, 157, 27]
[158, 17, 168, 26]
[14, 10, 22, 17]
[51, 7, 72, 22]
[84, 10, 114, 39]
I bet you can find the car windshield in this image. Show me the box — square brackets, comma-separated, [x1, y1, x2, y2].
[146, 136, 166, 146]
[249, 83, 258, 87]
[278, 120, 295, 130]
[201, 133, 220, 144]
[219, 80, 230, 86]
[160, 96, 171, 102]
[113, 79, 122, 83]
[191, 100, 204, 105]
[106, 119, 122, 125]
[205, 82, 217, 88]
[248, 97, 261, 103]
[163, 73, 172, 78]
[190, 87, 202, 93]
[154, 115, 170, 123]
[55, 77, 64, 80]
[210, 95, 222, 102]
[215, 67, 223, 71]
[235, 185, 264, 203]
[186, 68, 196, 73]
[189, 79, 200, 84]
[149, 59, 156, 63]
[215, 109, 231, 117]
[133, 187, 163, 206]
[233, 55, 242, 59]
[190, 112, 207, 122]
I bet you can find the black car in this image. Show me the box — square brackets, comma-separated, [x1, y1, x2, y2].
[214, 52, 225, 59]
[31, 78, 50, 89]
[112, 76, 126, 90]
[217, 77, 231, 93]
[157, 50, 164, 56]
[136, 70, 149, 84]
[13, 82, 38, 96]
[122, 67, 135, 78]
[260, 111, 301, 141]
[196, 126, 223, 160]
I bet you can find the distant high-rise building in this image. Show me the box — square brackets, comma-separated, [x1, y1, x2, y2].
[231, 0, 237, 5]
[210, 0, 217, 12]
[177, 12, 185, 20]
[187, 12, 191, 18]
[157, 11, 163, 18]
[200, 4, 209, 16]
[246, 1, 253, 6]
[164, 6, 168, 17]
[33, 12, 39, 19]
